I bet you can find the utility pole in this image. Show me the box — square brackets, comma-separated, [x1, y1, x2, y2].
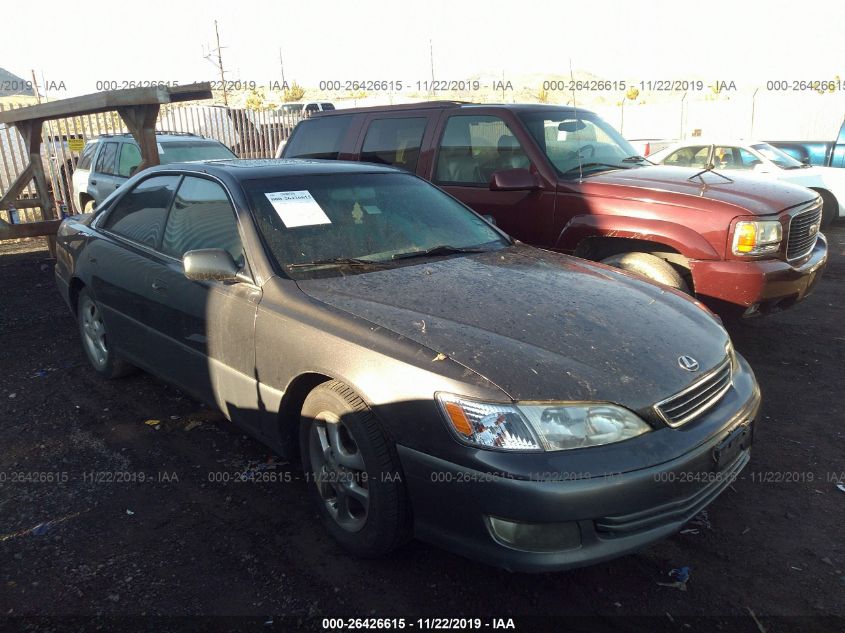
[279, 48, 286, 88]
[215, 21, 228, 106]
[429, 39, 434, 97]
[204, 21, 229, 106]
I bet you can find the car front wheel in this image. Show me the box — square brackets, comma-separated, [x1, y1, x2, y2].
[300, 380, 410, 557]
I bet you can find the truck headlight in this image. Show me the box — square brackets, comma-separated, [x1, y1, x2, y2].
[436, 394, 651, 451]
[732, 220, 782, 256]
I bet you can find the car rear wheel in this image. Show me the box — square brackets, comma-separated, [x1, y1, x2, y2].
[601, 252, 690, 294]
[77, 289, 134, 379]
[300, 380, 410, 557]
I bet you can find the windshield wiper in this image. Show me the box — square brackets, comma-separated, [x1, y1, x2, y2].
[622, 155, 655, 164]
[390, 245, 488, 261]
[287, 257, 388, 270]
[562, 162, 627, 176]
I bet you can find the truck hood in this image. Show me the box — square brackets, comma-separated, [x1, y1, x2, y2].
[569, 165, 816, 216]
[296, 245, 730, 411]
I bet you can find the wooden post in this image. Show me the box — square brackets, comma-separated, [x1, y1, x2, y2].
[118, 104, 161, 173]
[12, 119, 57, 255]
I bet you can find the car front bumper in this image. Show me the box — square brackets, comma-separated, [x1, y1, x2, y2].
[397, 359, 761, 573]
[690, 234, 827, 315]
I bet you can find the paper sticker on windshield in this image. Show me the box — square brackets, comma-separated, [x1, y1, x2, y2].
[265, 191, 331, 228]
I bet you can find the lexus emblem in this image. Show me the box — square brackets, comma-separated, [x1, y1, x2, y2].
[678, 355, 700, 372]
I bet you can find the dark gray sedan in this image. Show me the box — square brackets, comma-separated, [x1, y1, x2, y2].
[55, 159, 760, 572]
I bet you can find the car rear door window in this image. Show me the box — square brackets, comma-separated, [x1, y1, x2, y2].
[94, 141, 119, 175]
[102, 175, 180, 248]
[161, 176, 244, 265]
[118, 143, 142, 177]
[77, 141, 98, 170]
[284, 115, 353, 160]
[435, 115, 529, 185]
[361, 117, 427, 172]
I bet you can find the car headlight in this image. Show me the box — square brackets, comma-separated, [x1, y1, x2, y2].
[436, 393, 651, 451]
[732, 220, 782, 256]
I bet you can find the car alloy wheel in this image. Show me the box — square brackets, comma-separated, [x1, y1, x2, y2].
[308, 411, 370, 533]
[80, 295, 109, 369]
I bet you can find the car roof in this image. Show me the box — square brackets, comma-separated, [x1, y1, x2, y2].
[311, 101, 596, 117]
[145, 158, 406, 180]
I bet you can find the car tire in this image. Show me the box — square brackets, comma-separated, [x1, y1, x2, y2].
[601, 252, 690, 294]
[300, 380, 410, 557]
[816, 190, 838, 228]
[77, 288, 135, 379]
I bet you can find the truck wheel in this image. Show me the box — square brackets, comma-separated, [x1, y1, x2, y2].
[816, 190, 838, 228]
[601, 252, 690, 294]
[300, 381, 410, 558]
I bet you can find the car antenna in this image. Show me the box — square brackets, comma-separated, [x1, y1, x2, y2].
[688, 144, 734, 183]
[569, 58, 584, 182]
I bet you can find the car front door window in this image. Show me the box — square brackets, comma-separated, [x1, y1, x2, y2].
[161, 176, 244, 266]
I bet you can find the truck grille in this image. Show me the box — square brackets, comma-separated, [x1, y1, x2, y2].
[786, 202, 822, 261]
[654, 357, 732, 427]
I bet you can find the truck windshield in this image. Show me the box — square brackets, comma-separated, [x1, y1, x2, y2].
[243, 172, 508, 276]
[750, 143, 805, 169]
[518, 110, 640, 177]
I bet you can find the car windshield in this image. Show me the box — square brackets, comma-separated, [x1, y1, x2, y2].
[750, 143, 805, 169]
[159, 141, 235, 163]
[518, 110, 640, 177]
[244, 172, 508, 276]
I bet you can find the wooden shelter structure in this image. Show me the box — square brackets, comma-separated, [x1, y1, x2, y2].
[0, 82, 213, 253]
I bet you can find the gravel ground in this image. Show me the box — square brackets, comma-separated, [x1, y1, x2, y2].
[0, 229, 843, 633]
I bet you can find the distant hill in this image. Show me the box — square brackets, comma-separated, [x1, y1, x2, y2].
[0, 68, 34, 97]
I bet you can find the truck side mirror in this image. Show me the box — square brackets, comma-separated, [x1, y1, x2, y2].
[489, 168, 540, 191]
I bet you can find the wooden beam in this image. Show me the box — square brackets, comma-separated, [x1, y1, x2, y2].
[118, 104, 161, 173]
[0, 162, 35, 211]
[0, 83, 213, 125]
[0, 219, 61, 240]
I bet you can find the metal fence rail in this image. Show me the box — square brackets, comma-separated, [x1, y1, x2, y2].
[0, 103, 304, 224]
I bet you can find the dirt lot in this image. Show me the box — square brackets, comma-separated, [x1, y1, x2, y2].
[1, 229, 843, 633]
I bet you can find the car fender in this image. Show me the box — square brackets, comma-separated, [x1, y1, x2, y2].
[557, 214, 721, 260]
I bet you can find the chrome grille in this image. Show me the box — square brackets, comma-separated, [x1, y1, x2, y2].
[655, 357, 732, 427]
[786, 202, 822, 261]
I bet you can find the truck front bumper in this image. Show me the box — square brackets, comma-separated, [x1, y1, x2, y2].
[690, 234, 827, 315]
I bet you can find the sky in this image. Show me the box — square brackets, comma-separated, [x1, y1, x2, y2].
[4, 0, 844, 97]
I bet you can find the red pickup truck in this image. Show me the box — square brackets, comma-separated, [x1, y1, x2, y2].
[281, 102, 828, 317]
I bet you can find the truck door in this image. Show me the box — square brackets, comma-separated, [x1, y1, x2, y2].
[90, 140, 121, 203]
[426, 112, 556, 247]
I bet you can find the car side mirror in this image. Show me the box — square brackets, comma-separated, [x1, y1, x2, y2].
[489, 168, 539, 191]
[753, 163, 769, 173]
[801, 157, 810, 165]
[183, 248, 241, 282]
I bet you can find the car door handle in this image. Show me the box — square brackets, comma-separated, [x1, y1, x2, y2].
[151, 279, 168, 292]
[90, 179, 97, 185]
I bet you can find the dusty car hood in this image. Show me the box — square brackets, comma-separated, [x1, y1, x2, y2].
[295, 246, 730, 411]
[570, 165, 816, 216]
